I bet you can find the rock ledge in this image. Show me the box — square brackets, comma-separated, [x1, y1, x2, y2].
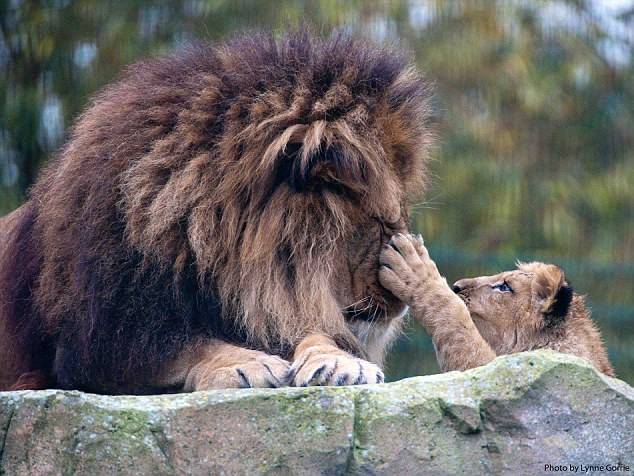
[1, 350, 632, 475]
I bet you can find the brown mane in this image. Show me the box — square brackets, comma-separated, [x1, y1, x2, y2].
[0, 30, 432, 393]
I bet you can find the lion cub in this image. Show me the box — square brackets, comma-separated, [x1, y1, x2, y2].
[379, 234, 614, 376]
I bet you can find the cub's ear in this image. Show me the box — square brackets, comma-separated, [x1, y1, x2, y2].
[531, 264, 573, 326]
[547, 283, 573, 323]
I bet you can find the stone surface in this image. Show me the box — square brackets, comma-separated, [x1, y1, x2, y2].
[0, 350, 632, 475]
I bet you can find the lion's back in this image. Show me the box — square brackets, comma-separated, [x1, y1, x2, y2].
[0, 205, 36, 389]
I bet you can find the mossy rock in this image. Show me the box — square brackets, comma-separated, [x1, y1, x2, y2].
[1, 350, 632, 475]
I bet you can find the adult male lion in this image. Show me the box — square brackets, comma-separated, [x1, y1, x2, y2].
[0, 31, 433, 394]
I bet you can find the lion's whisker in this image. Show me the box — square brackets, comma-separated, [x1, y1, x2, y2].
[359, 298, 380, 343]
[343, 296, 370, 310]
[343, 296, 374, 318]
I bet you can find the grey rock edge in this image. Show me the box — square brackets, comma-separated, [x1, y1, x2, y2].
[0, 350, 632, 476]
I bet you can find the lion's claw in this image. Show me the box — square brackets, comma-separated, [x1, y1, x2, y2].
[290, 352, 384, 387]
[189, 353, 291, 390]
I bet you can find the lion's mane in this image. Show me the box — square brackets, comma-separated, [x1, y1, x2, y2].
[0, 31, 432, 393]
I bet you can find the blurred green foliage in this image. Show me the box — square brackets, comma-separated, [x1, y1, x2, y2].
[1, 0, 632, 382]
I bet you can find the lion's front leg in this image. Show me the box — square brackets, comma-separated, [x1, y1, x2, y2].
[289, 334, 384, 386]
[159, 339, 291, 391]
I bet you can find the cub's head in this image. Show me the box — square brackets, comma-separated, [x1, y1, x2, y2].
[452, 262, 574, 353]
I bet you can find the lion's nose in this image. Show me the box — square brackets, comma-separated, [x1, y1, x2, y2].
[452, 284, 462, 293]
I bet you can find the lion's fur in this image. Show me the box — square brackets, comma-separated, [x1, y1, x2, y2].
[0, 31, 433, 393]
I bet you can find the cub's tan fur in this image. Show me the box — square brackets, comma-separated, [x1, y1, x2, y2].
[379, 234, 614, 376]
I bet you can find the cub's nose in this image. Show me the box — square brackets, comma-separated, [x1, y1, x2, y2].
[452, 279, 468, 293]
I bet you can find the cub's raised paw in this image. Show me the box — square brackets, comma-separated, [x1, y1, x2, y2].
[378, 233, 443, 304]
[290, 351, 384, 387]
[186, 352, 291, 390]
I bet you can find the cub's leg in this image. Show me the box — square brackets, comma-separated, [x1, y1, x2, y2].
[289, 334, 384, 386]
[159, 339, 292, 390]
[379, 234, 496, 372]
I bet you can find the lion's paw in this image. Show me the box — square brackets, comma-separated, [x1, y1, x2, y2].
[188, 353, 291, 390]
[290, 351, 384, 387]
[378, 233, 443, 305]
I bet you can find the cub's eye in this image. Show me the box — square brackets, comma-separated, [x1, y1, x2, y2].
[492, 281, 513, 293]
